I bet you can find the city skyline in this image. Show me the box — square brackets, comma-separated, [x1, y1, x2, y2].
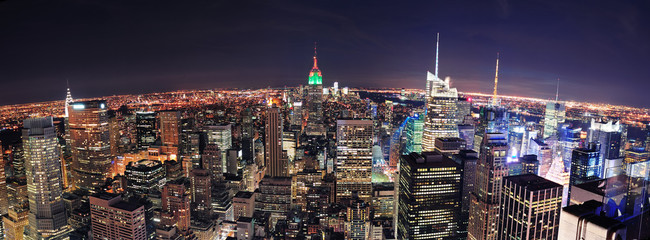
[1, 1, 649, 108]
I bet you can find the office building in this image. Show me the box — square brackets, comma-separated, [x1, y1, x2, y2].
[161, 181, 191, 234]
[423, 72, 459, 152]
[543, 101, 566, 139]
[136, 111, 157, 149]
[467, 133, 509, 240]
[305, 48, 325, 136]
[159, 110, 180, 147]
[3, 206, 28, 240]
[124, 159, 166, 197]
[190, 169, 212, 215]
[452, 150, 479, 238]
[346, 198, 370, 240]
[397, 152, 462, 239]
[89, 193, 146, 240]
[23, 117, 70, 239]
[434, 137, 466, 156]
[202, 124, 232, 170]
[202, 143, 223, 181]
[588, 119, 623, 177]
[569, 143, 601, 201]
[558, 200, 627, 240]
[336, 119, 373, 202]
[232, 191, 255, 221]
[404, 114, 423, 155]
[498, 174, 563, 240]
[68, 100, 112, 192]
[265, 106, 288, 177]
[371, 182, 394, 220]
[458, 124, 476, 151]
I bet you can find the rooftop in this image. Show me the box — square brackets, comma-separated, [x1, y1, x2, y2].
[503, 173, 562, 191]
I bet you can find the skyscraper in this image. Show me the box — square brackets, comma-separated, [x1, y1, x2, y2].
[498, 174, 562, 240]
[158, 110, 180, 147]
[124, 159, 166, 197]
[265, 106, 288, 177]
[336, 119, 373, 202]
[136, 111, 157, 150]
[202, 124, 232, 170]
[305, 46, 325, 136]
[568, 143, 601, 202]
[397, 152, 462, 240]
[161, 181, 191, 234]
[543, 101, 566, 139]
[89, 193, 146, 240]
[588, 119, 623, 177]
[190, 168, 212, 216]
[404, 114, 424, 154]
[467, 133, 509, 240]
[68, 100, 112, 192]
[0, 149, 7, 215]
[422, 74, 459, 151]
[23, 117, 69, 239]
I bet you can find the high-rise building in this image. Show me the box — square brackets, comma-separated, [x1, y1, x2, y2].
[161, 180, 191, 234]
[136, 111, 157, 150]
[202, 124, 232, 170]
[404, 114, 424, 154]
[305, 47, 325, 136]
[336, 119, 373, 202]
[3, 206, 28, 240]
[201, 143, 223, 181]
[23, 117, 70, 239]
[452, 150, 479, 238]
[467, 133, 509, 240]
[371, 182, 394, 220]
[158, 110, 180, 147]
[422, 72, 459, 152]
[89, 193, 146, 240]
[498, 174, 563, 240]
[190, 169, 212, 215]
[568, 143, 601, 202]
[458, 124, 476, 151]
[124, 159, 166, 197]
[232, 191, 255, 221]
[588, 119, 623, 177]
[265, 106, 288, 177]
[397, 152, 462, 240]
[68, 100, 111, 192]
[543, 102, 566, 139]
[346, 198, 370, 240]
[0, 149, 7, 215]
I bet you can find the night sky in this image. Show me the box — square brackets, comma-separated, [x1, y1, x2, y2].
[1, 0, 649, 107]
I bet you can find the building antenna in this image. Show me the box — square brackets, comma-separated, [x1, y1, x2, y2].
[435, 32, 440, 78]
[555, 77, 560, 102]
[492, 52, 500, 106]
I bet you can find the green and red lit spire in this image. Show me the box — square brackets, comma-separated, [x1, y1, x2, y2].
[308, 42, 322, 85]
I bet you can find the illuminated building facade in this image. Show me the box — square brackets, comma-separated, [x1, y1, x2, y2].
[498, 174, 562, 240]
[467, 133, 509, 240]
[3, 206, 28, 240]
[136, 111, 157, 150]
[305, 48, 325, 136]
[23, 117, 70, 239]
[265, 106, 288, 177]
[588, 119, 623, 177]
[543, 101, 566, 139]
[397, 152, 462, 240]
[90, 194, 146, 240]
[404, 114, 424, 154]
[423, 72, 459, 152]
[159, 110, 180, 147]
[125, 159, 166, 197]
[568, 143, 601, 201]
[161, 181, 191, 234]
[336, 119, 373, 202]
[202, 124, 232, 170]
[68, 100, 112, 192]
[190, 169, 212, 215]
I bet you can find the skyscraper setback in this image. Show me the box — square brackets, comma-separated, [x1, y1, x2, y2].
[422, 35, 459, 152]
[23, 117, 70, 239]
[305, 46, 325, 136]
[68, 100, 112, 192]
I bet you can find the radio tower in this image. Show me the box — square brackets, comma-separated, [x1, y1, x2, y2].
[492, 52, 500, 106]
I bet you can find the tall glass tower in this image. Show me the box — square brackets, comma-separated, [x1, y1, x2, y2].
[23, 117, 69, 239]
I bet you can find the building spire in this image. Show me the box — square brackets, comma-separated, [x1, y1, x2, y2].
[555, 77, 560, 102]
[435, 32, 440, 78]
[492, 52, 500, 106]
[65, 79, 74, 118]
[313, 42, 318, 69]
